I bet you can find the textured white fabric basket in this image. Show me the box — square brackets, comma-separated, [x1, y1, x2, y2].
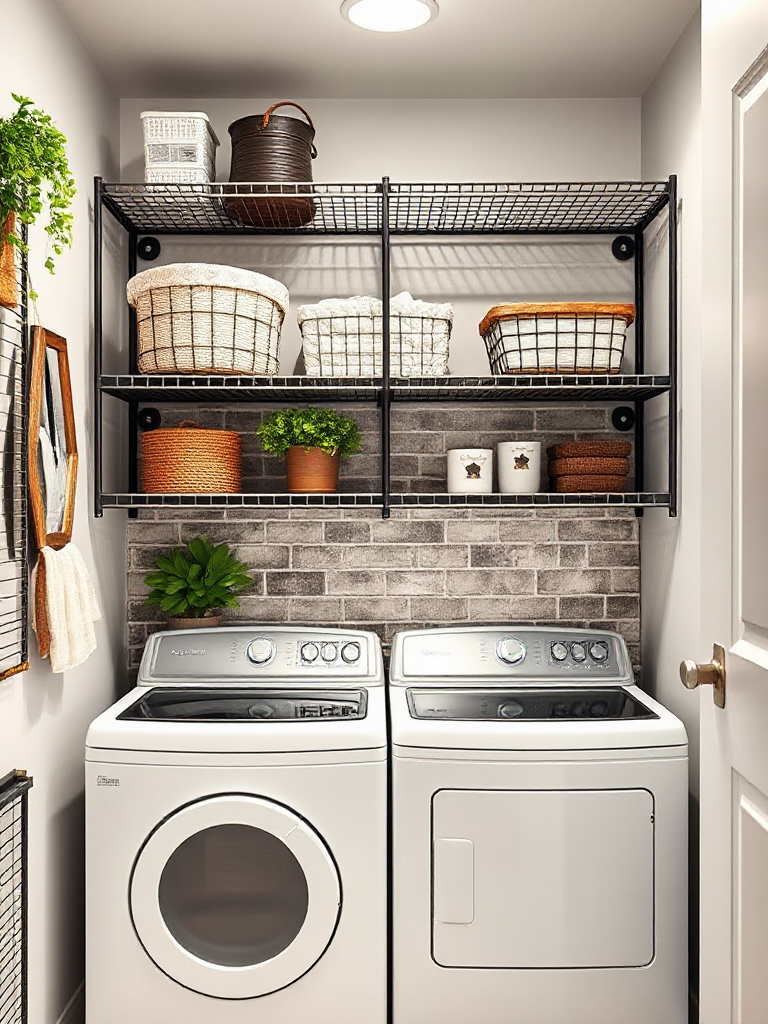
[127, 263, 289, 375]
[141, 111, 219, 183]
[298, 293, 453, 376]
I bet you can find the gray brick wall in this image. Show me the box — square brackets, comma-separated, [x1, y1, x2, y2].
[126, 507, 640, 674]
[127, 402, 639, 674]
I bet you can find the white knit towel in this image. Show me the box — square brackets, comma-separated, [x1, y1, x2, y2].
[37, 544, 101, 673]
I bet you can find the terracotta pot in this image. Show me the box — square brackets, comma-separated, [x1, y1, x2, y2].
[285, 446, 340, 494]
[167, 614, 223, 631]
[0, 213, 18, 310]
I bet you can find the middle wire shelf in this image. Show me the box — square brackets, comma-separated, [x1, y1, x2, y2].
[100, 374, 671, 405]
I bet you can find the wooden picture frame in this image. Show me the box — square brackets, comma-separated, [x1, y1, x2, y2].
[28, 327, 77, 551]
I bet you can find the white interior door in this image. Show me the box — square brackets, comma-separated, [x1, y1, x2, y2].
[700, 5, 768, 1022]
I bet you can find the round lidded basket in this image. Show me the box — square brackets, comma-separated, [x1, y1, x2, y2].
[226, 102, 317, 229]
[127, 263, 289, 375]
[479, 302, 636, 375]
[141, 421, 242, 493]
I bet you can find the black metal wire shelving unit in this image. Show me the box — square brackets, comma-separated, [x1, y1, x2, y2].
[94, 177, 678, 519]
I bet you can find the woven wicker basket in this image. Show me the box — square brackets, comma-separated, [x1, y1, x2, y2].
[551, 474, 627, 493]
[547, 440, 632, 460]
[141, 421, 242, 493]
[0, 213, 18, 310]
[480, 303, 635, 374]
[127, 263, 289, 375]
[548, 457, 630, 477]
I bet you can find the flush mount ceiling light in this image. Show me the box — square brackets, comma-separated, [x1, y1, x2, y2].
[340, 0, 439, 33]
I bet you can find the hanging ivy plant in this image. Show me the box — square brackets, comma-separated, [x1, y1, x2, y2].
[0, 93, 77, 274]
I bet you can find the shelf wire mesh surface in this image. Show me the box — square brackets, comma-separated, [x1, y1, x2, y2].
[101, 180, 670, 236]
[0, 772, 32, 1024]
[99, 374, 670, 404]
[0, 240, 28, 680]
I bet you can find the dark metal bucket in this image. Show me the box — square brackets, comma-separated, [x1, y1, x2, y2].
[226, 101, 317, 229]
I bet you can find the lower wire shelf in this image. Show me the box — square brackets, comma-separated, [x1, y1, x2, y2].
[101, 491, 671, 510]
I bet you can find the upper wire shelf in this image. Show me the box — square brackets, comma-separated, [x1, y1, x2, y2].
[100, 180, 671, 236]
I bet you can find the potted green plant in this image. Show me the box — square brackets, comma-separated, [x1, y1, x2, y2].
[143, 536, 252, 630]
[256, 406, 362, 494]
[0, 94, 77, 307]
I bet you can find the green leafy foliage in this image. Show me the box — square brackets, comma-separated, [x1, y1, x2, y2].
[0, 94, 77, 275]
[144, 536, 252, 619]
[256, 407, 362, 457]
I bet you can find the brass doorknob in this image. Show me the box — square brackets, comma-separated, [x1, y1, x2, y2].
[679, 644, 726, 708]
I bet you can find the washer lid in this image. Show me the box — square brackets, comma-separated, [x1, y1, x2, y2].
[390, 684, 688, 752]
[86, 685, 387, 755]
[407, 687, 657, 722]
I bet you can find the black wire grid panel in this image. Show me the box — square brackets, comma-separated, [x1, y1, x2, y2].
[0, 771, 32, 1024]
[0, 233, 29, 680]
[100, 180, 670, 236]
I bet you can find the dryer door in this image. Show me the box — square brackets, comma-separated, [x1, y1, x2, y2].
[130, 794, 341, 999]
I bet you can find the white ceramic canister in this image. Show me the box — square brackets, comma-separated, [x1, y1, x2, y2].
[497, 441, 542, 493]
[447, 449, 494, 494]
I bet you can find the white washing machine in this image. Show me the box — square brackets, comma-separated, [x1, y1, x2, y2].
[389, 625, 688, 1024]
[86, 626, 387, 1024]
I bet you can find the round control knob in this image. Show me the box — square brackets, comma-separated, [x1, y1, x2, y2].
[590, 642, 609, 662]
[246, 637, 276, 665]
[301, 642, 319, 663]
[498, 700, 524, 719]
[321, 643, 337, 663]
[495, 637, 526, 666]
[551, 642, 569, 662]
[248, 702, 276, 719]
[589, 700, 609, 717]
[341, 642, 361, 664]
[570, 700, 588, 717]
[571, 643, 587, 663]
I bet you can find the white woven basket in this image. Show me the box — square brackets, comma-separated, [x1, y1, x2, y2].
[298, 293, 453, 376]
[127, 263, 289, 375]
[141, 111, 219, 183]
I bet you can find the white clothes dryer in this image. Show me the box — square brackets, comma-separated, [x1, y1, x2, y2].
[389, 626, 688, 1024]
[86, 626, 387, 1024]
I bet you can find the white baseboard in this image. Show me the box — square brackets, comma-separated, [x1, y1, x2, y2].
[55, 981, 84, 1024]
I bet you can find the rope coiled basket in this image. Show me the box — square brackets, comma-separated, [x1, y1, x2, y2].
[141, 421, 242, 493]
[127, 263, 289, 375]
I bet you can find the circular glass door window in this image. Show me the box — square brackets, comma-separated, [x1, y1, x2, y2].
[158, 823, 310, 968]
[130, 795, 341, 999]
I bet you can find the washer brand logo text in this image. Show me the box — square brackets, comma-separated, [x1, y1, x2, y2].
[421, 648, 450, 657]
[96, 776, 120, 787]
[170, 649, 206, 656]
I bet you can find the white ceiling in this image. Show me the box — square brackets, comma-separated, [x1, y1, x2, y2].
[55, 0, 699, 100]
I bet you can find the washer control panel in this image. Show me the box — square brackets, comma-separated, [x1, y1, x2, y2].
[143, 627, 379, 685]
[393, 627, 631, 686]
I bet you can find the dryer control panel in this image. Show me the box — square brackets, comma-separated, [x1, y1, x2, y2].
[391, 627, 632, 687]
[139, 627, 384, 686]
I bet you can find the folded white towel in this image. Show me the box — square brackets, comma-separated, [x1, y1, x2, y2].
[32, 543, 101, 673]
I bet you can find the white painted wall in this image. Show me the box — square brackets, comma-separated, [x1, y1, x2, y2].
[640, 10, 702, 786]
[1, 2, 125, 1023]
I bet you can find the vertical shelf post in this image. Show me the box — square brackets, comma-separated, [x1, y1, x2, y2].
[381, 177, 391, 519]
[127, 232, 139, 519]
[93, 177, 103, 518]
[633, 228, 645, 510]
[668, 174, 679, 517]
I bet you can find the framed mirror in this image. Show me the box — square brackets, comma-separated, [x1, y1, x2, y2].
[28, 327, 77, 551]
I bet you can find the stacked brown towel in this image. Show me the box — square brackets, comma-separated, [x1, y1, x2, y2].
[547, 441, 632, 493]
